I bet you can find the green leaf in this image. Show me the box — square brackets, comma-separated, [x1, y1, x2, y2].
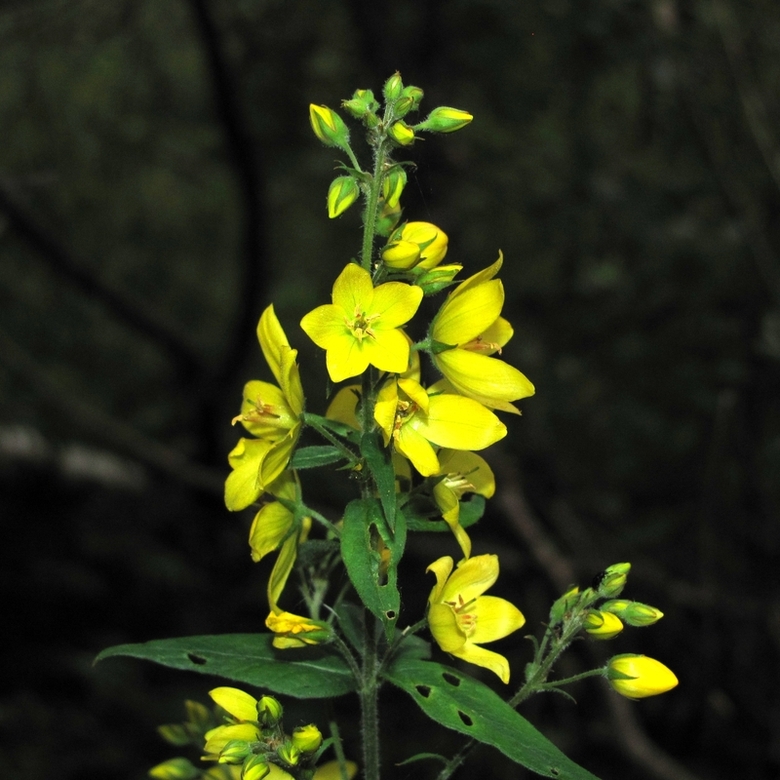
[303, 412, 359, 441]
[360, 431, 396, 532]
[94, 634, 357, 698]
[387, 633, 431, 663]
[334, 601, 365, 656]
[396, 753, 448, 766]
[383, 658, 601, 780]
[340, 498, 406, 640]
[290, 445, 346, 470]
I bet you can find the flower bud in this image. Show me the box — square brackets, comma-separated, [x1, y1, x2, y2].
[606, 654, 678, 699]
[256, 696, 283, 728]
[549, 586, 580, 625]
[184, 700, 212, 732]
[149, 757, 200, 780]
[401, 85, 424, 110]
[219, 739, 252, 765]
[388, 121, 415, 146]
[327, 176, 360, 218]
[277, 742, 301, 767]
[623, 602, 664, 627]
[416, 106, 473, 133]
[342, 88, 379, 120]
[241, 755, 271, 780]
[266, 611, 332, 649]
[584, 609, 624, 640]
[395, 221, 448, 270]
[383, 72, 404, 103]
[291, 723, 323, 753]
[374, 200, 403, 237]
[309, 104, 351, 151]
[157, 723, 190, 747]
[382, 240, 420, 270]
[393, 95, 415, 118]
[594, 562, 631, 598]
[382, 166, 407, 209]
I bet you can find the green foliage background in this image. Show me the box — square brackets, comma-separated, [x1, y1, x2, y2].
[2, 1, 779, 778]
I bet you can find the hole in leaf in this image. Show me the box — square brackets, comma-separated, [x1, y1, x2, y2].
[457, 710, 473, 727]
[550, 769, 560, 777]
[384, 610, 396, 621]
[187, 653, 207, 666]
[442, 672, 461, 687]
[415, 685, 432, 699]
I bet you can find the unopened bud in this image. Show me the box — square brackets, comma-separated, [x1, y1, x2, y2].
[149, 757, 199, 780]
[291, 723, 323, 753]
[401, 85, 424, 110]
[375, 200, 403, 238]
[416, 106, 473, 133]
[388, 121, 415, 146]
[606, 654, 678, 699]
[383, 72, 404, 103]
[549, 586, 580, 625]
[342, 88, 379, 120]
[382, 167, 407, 209]
[584, 609, 624, 640]
[256, 696, 283, 728]
[219, 740, 252, 765]
[277, 742, 301, 767]
[594, 562, 631, 598]
[327, 176, 360, 218]
[241, 755, 271, 780]
[414, 264, 462, 295]
[309, 104, 351, 151]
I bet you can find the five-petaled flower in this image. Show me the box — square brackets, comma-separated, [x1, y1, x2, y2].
[225, 306, 304, 511]
[427, 554, 525, 683]
[430, 253, 535, 413]
[300, 263, 422, 383]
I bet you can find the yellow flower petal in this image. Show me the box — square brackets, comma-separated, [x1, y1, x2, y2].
[449, 643, 511, 685]
[396, 424, 440, 476]
[469, 595, 526, 644]
[412, 395, 506, 451]
[433, 278, 504, 345]
[225, 438, 270, 511]
[208, 687, 258, 722]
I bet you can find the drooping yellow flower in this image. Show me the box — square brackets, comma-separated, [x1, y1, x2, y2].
[431, 449, 495, 560]
[607, 654, 679, 699]
[374, 377, 506, 477]
[300, 263, 423, 383]
[430, 253, 535, 414]
[225, 306, 304, 511]
[246, 471, 311, 618]
[427, 554, 525, 683]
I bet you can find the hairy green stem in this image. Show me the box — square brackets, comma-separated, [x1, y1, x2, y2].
[360, 619, 381, 780]
[360, 138, 389, 272]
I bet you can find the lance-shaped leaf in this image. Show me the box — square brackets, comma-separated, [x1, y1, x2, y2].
[383, 658, 601, 780]
[360, 430, 397, 532]
[340, 498, 406, 640]
[95, 634, 356, 698]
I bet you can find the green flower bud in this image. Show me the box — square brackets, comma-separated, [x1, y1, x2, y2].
[327, 176, 360, 218]
[584, 609, 624, 640]
[388, 121, 415, 146]
[416, 106, 473, 134]
[600, 599, 632, 616]
[256, 696, 283, 728]
[401, 85, 424, 111]
[309, 104, 351, 151]
[241, 755, 271, 780]
[184, 700, 213, 732]
[157, 723, 190, 747]
[594, 562, 631, 598]
[623, 602, 664, 627]
[219, 740, 253, 765]
[393, 96, 415, 118]
[549, 586, 580, 625]
[149, 757, 200, 780]
[382, 167, 407, 209]
[375, 200, 403, 237]
[342, 88, 379, 120]
[606, 654, 678, 699]
[291, 724, 323, 754]
[383, 72, 404, 103]
[277, 742, 301, 767]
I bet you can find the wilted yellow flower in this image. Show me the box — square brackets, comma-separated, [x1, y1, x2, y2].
[431, 449, 495, 560]
[430, 254, 534, 414]
[225, 306, 304, 511]
[427, 554, 525, 683]
[374, 377, 506, 477]
[300, 263, 422, 383]
[265, 610, 331, 650]
[607, 654, 679, 699]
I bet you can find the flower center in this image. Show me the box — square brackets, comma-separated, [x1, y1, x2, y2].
[443, 472, 475, 499]
[446, 593, 477, 635]
[348, 306, 380, 341]
[463, 335, 501, 354]
[232, 397, 293, 430]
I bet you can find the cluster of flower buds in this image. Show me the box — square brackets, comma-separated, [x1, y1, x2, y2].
[149, 690, 355, 780]
[546, 563, 677, 699]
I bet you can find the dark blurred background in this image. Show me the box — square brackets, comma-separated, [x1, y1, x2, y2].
[2, 0, 779, 778]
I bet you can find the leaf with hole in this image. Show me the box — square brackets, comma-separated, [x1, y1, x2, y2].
[94, 634, 357, 698]
[383, 658, 601, 779]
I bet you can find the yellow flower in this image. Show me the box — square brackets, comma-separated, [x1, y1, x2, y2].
[607, 654, 679, 699]
[430, 253, 535, 414]
[246, 470, 311, 613]
[300, 263, 422, 383]
[427, 554, 525, 683]
[209, 686, 260, 722]
[431, 449, 495, 560]
[265, 610, 332, 650]
[382, 222, 449, 271]
[266, 761, 358, 780]
[374, 378, 506, 477]
[225, 306, 304, 511]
